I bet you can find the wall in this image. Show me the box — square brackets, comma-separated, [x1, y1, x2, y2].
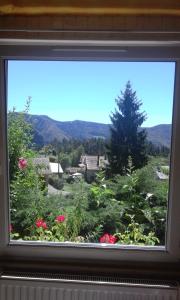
[0, 0, 180, 40]
[0, 0, 180, 279]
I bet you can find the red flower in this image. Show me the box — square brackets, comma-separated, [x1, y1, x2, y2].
[55, 215, 65, 223]
[35, 219, 47, 230]
[99, 233, 117, 244]
[18, 158, 27, 170]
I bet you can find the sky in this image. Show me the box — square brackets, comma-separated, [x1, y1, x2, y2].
[7, 60, 175, 127]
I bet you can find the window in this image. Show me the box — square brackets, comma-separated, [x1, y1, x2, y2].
[1, 40, 180, 264]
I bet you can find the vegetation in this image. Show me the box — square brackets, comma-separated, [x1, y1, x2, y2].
[8, 98, 32, 180]
[8, 84, 170, 246]
[107, 81, 148, 175]
[26, 114, 171, 148]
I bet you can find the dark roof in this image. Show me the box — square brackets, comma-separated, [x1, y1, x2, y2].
[81, 155, 108, 171]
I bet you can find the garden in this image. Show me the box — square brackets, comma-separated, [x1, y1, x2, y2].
[8, 97, 169, 246]
[8, 83, 170, 246]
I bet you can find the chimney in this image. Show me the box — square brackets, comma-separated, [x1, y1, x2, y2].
[97, 155, 100, 166]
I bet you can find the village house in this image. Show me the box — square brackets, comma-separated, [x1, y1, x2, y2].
[32, 157, 64, 184]
[80, 155, 108, 183]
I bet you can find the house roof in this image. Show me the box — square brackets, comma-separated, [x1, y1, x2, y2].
[81, 155, 108, 171]
[49, 162, 63, 174]
[32, 157, 51, 175]
[86, 156, 99, 170]
[81, 155, 99, 171]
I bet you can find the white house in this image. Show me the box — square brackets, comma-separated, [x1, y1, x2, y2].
[49, 162, 63, 174]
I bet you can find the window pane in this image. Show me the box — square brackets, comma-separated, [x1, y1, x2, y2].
[7, 60, 175, 247]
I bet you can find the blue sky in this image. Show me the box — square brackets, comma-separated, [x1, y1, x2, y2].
[7, 60, 175, 127]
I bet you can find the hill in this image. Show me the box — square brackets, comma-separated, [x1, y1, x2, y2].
[145, 124, 172, 148]
[26, 114, 171, 148]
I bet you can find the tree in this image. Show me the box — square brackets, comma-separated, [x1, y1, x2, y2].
[107, 81, 148, 175]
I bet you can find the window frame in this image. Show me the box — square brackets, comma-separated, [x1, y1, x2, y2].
[1, 39, 180, 265]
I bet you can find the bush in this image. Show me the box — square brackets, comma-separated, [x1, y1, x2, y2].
[49, 156, 57, 163]
[48, 175, 64, 190]
[10, 157, 48, 236]
[8, 98, 32, 181]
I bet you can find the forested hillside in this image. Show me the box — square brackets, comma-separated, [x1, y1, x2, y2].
[25, 114, 171, 147]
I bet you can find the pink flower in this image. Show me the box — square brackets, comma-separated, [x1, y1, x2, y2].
[35, 219, 47, 230]
[55, 215, 65, 223]
[9, 224, 13, 232]
[99, 233, 117, 244]
[18, 158, 27, 170]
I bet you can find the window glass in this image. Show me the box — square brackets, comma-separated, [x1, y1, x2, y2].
[7, 60, 175, 247]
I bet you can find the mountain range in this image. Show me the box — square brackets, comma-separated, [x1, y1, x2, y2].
[25, 114, 171, 148]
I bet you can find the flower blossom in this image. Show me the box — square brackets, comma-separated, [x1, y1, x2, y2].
[18, 158, 27, 170]
[35, 219, 47, 230]
[99, 233, 117, 244]
[55, 215, 65, 223]
[9, 224, 13, 233]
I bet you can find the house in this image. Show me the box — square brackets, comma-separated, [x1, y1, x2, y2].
[49, 162, 63, 175]
[66, 167, 85, 175]
[80, 155, 108, 182]
[32, 158, 63, 183]
[31, 157, 51, 176]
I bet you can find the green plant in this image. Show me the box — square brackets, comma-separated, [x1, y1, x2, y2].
[116, 214, 159, 246]
[10, 158, 47, 236]
[8, 98, 33, 181]
[48, 175, 64, 190]
[107, 81, 148, 175]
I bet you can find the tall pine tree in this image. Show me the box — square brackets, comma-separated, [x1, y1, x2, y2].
[107, 81, 148, 175]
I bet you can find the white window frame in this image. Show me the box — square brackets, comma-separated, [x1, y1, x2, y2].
[0, 39, 180, 264]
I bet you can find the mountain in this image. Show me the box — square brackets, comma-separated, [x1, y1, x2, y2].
[26, 114, 110, 144]
[145, 124, 172, 148]
[26, 114, 171, 148]
[27, 115, 70, 144]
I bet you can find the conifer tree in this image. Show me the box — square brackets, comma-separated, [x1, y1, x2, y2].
[107, 81, 148, 175]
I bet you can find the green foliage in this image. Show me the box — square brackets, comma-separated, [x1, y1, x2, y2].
[160, 165, 169, 175]
[49, 155, 57, 163]
[146, 141, 170, 157]
[107, 81, 148, 175]
[116, 214, 159, 246]
[8, 98, 33, 180]
[136, 157, 168, 206]
[82, 138, 106, 155]
[24, 217, 67, 242]
[70, 145, 84, 167]
[48, 175, 64, 190]
[67, 179, 89, 240]
[52, 137, 106, 157]
[11, 160, 164, 245]
[8, 100, 48, 236]
[85, 225, 103, 243]
[116, 158, 167, 244]
[10, 159, 47, 235]
[8, 100, 166, 246]
[59, 153, 71, 170]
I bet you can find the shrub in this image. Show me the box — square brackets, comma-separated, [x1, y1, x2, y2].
[8, 98, 33, 181]
[49, 156, 57, 163]
[48, 175, 64, 190]
[115, 214, 159, 246]
[10, 157, 48, 236]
